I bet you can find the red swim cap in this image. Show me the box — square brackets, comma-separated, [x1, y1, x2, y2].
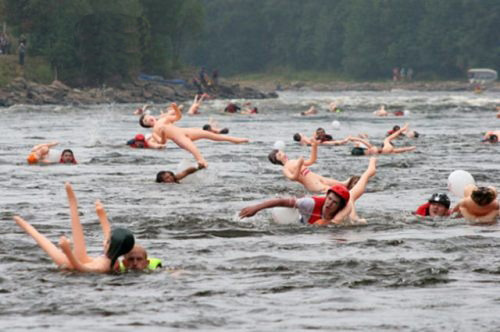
[327, 184, 350, 202]
[135, 134, 145, 141]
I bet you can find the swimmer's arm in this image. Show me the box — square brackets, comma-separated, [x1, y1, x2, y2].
[304, 139, 318, 166]
[239, 198, 296, 218]
[175, 166, 202, 181]
[386, 123, 408, 142]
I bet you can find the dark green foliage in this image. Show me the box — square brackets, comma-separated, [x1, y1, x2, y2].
[186, 0, 499, 79]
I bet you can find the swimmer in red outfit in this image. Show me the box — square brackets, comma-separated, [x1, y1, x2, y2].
[240, 157, 377, 225]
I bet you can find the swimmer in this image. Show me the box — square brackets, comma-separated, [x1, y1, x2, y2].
[140, 103, 249, 167]
[156, 163, 205, 183]
[481, 131, 500, 143]
[415, 193, 451, 217]
[224, 102, 241, 113]
[387, 125, 419, 139]
[268, 135, 359, 193]
[240, 157, 377, 225]
[328, 102, 343, 113]
[127, 134, 165, 149]
[119, 245, 162, 272]
[240, 106, 259, 115]
[12, 183, 135, 273]
[293, 130, 349, 146]
[349, 123, 416, 155]
[301, 106, 318, 116]
[202, 117, 229, 134]
[134, 104, 152, 115]
[27, 142, 76, 165]
[451, 185, 499, 223]
[59, 149, 77, 164]
[496, 106, 500, 118]
[187, 93, 208, 115]
[373, 105, 388, 116]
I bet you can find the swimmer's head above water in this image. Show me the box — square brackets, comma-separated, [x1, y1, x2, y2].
[122, 245, 149, 270]
[471, 186, 497, 206]
[324, 185, 350, 216]
[293, 133, 302, 142]
[59, 149, 77, 164]
[156, 170, 178, 183]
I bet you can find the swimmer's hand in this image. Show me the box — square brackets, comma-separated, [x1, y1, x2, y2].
[239, 206, 259, 218]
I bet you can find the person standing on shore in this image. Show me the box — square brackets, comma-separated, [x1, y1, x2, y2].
[18, 42, 26, 66]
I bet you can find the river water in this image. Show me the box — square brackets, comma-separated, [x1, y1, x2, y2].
[1, 89, 499, 331]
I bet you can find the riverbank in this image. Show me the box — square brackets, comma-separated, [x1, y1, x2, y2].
[0, 76, 278, 107]
[0, 75, 497, 107]
[232, 77, 500, 93]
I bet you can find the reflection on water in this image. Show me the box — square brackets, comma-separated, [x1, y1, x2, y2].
[1, 90, 500, 330]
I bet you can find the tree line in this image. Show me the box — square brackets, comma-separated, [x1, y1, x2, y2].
[0, 0, 498, 85]
[186, 0, 498, 80]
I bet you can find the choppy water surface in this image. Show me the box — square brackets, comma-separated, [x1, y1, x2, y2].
[1, 90, 500, 331]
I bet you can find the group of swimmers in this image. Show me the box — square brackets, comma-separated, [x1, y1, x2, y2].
[15, 98, 500, 274]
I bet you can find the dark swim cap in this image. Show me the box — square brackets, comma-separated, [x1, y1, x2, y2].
[428, 193, 450, 209]
[106, 228, 135, 268]
[351, 147, 365, 156]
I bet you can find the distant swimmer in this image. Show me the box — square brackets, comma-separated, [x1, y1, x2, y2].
[268, 135, 359, 193]
[301, 105, 318, 116]
[240, 157, 377, 225]
[373, 105, 389, 116]
[349, 123, 416, 155]
[293, 128, 349, 146]
[328, 102, 343, 113]
[134, 104, 152, 116]
[415, 193, 451, 217]
[126, 134, 165, 149]
[481, 130, 500, 143]
[187, 93, 208, 115]
[202, 117, 229, 134]
[496, 106, 500, 118]
[451, 185, 499, 223]
[386, 125, 419, 138]
[224, 102, 241, 113]
[156, 163, 205, 183]
[12, 183, 135, 273]
[240, 106, 259, 115]
[140, 103, 249, 167]
[119, 245, 162, 272]
[27, 142, 77, 164]
[59, 149, 78, 164]
[373, 105, 405, 117]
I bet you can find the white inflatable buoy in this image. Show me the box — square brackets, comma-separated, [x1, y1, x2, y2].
[404, 110, 411, 116]
[271, 207, 300, 224]
[448, 170, 475, 198]
[331, 120, 341, 129]
[273, 140, 285, 151]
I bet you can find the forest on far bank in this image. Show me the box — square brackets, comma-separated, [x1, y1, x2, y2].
[0, 0, 498, 86]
